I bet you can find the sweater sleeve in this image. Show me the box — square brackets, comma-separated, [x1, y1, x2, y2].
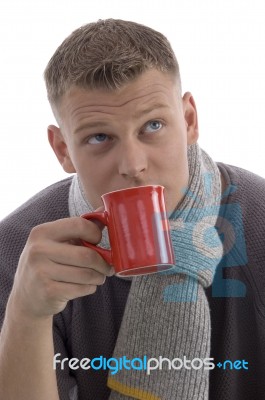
[0, 178, 75, 399]
[0, 177, 72, 329]
[53, 313, 79, 400]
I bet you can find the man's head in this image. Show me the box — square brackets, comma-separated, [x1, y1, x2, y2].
[44, 19, 199, 214]
[44, 19, 181, 108]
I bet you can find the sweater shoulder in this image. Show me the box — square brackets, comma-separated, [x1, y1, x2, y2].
[217, 162, 265, 266]
[217, 162, 265, 302]
[218, 162, 265, 190]
[0, 176, 72, 250]
[217, 162, 265, 221]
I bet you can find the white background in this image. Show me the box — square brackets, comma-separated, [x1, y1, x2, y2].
[0, 0, 264, 220]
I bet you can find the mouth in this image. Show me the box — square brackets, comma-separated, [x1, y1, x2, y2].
[115, 180, 162, 190]
[104, 183, 164, 195]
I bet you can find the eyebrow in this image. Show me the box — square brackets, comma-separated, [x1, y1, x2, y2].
[74, 103, 169, 134]
[132, 103, 169, 118]
[74, 121, 110, 134]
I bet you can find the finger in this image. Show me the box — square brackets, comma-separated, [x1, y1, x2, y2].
[41, 241, 114, 276]
[94, 206, 105, 212]
[50, 281, 100, 301]
[82, 206, 106, 230]
[49, 263, 107, 286]
[30, 217, 103, 244]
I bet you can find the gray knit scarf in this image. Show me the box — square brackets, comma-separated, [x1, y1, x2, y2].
[68, 143, 223, 400]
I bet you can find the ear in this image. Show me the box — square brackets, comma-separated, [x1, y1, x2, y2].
[47, 125, 76, 173]
[182, 92, 199, 145]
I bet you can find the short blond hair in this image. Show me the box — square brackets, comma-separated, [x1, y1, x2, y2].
[44, 19, 181, 105]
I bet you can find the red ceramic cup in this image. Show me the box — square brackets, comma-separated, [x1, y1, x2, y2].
[81, 185, 175, 276]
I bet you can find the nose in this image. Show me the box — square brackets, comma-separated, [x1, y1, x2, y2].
[118, 139, 147, 179]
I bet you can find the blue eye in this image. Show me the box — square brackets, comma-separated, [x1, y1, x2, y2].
[145, 121, 162, 133]
[87, 134, 109, 144]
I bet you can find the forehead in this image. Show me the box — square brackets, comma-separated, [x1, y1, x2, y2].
[58, 70, 180, 119]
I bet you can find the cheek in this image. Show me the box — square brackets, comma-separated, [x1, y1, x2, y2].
[74, 153, 115, 194]
[163, 139, 188, 170]
[161, 141, 189, 191]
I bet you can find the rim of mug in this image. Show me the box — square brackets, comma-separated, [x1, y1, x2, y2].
[116, 263, 175, 277]
[102, 184, 165, 198]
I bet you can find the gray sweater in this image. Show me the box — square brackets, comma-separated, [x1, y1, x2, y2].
[0, 162, 264, 400]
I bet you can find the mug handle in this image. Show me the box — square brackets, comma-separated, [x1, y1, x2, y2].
[81, 212, 112, 265]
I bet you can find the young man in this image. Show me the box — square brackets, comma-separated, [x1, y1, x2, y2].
[0, 19, 264, 400]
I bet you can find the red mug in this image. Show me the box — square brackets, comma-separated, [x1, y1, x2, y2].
[81, 185, 175, 276]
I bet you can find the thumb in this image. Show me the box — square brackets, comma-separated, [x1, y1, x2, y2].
[90, 205, 106, 231]
[94, 205, 105, 212]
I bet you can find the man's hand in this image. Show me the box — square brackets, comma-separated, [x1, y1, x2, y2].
[8, 217, 114, 319]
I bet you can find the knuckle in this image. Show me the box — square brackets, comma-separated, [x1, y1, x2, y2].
[86, 285, 97, 295]
[88, 270, 106, 286]
[27, 240, 47, 260]
[28, 222, 52, 244]
[99, 275, 106, 285]
[29, 224, 44, 240]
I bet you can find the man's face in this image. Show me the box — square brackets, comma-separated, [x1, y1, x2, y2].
[49, 69, 198, 214]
